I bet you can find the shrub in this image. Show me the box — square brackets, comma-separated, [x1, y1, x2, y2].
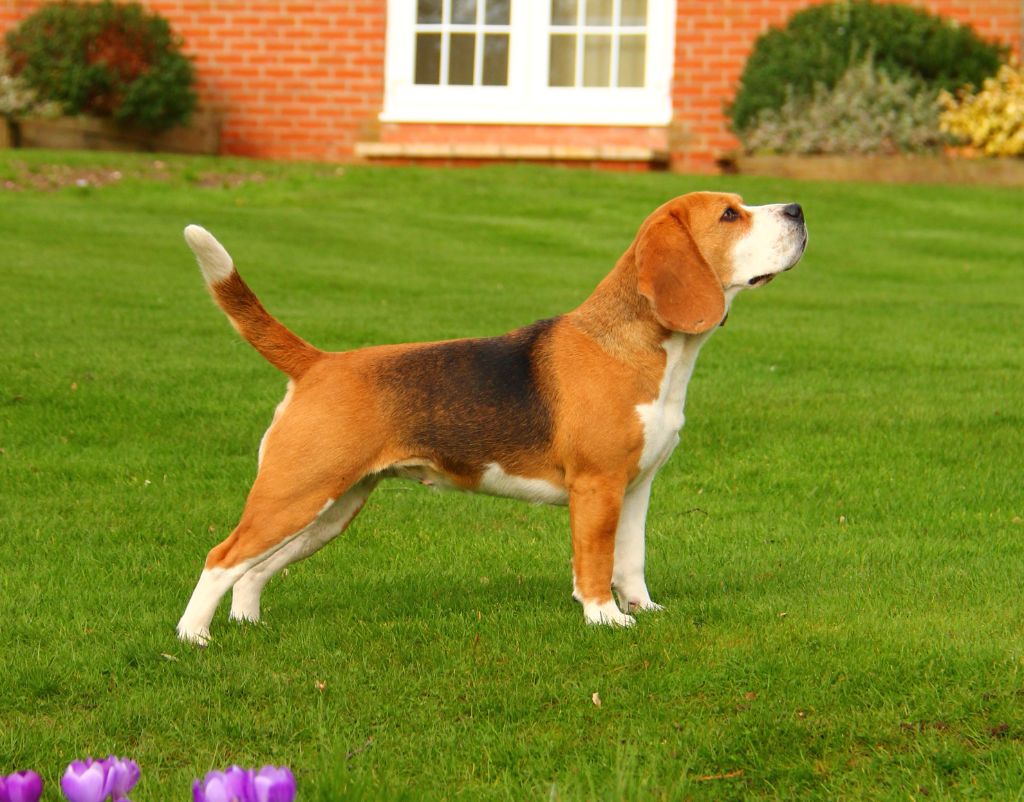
[939, 61, 1024, 157]
[729, 1, 1007, 135]
[4, 1, 196, 132]
[0, 51, 56, 119]
[741, 57, 945, 156]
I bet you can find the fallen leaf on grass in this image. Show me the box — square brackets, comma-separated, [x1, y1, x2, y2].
[591, 692, 602, 707]
[160, 653, 178, 662]
[696, 770, 743, 782]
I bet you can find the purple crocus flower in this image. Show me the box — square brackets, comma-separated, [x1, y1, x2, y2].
[100, 756, 139, 801]
[2, 771, 44, 802]
[60, 760, 108, 802]
[252, 766, 295, 802]
[193, 765, 295, 802]
[192, 766, 253, 802]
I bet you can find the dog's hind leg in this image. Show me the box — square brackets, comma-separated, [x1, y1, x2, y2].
[176, 358, 388, 645]
[177, 450, 379, 644]
[228, 477, 378, 623]
[176, 486, 338, 645]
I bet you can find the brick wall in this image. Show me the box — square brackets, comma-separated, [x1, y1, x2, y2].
[1, 1, 1020, 170]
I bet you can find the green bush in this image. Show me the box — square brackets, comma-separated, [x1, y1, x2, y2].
[729, 1, 1006, 135]
[5, 0, 196, 132]
[741, 57, 945, 155]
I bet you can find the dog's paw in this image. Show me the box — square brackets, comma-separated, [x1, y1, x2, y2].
[584, 599, 636, 628]
[176, 624, 211, 646]
[628, 599, 665, 613]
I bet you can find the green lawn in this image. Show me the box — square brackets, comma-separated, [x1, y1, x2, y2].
[1, 151, 1022, 801]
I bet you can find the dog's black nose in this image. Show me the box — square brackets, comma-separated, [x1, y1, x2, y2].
[783, 203, 804, 222]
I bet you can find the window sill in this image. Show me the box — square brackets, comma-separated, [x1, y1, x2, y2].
[355, 141, 669, 165]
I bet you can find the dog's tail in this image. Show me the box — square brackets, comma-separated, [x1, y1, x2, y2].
[183, 225, 323, 379]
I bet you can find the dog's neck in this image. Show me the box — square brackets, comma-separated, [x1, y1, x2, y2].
[569, 246, 711, 360]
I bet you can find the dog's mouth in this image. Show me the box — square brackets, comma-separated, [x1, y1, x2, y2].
[748, 234, 807, 288]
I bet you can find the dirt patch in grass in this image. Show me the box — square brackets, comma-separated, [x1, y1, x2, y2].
[0, 158, 269, 191]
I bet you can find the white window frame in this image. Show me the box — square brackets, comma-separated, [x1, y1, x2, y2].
[382, 0, 676, 126]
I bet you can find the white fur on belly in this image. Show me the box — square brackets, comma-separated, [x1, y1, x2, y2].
[478, 462, 568, 505]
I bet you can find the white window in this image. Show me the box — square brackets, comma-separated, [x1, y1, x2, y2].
[383, 0, 675, 125]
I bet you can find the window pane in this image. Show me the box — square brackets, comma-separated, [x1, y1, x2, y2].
[483, 33, 509, 85]
[451, 0, 477, 25]
[414, 32, 442, 84]
[417, 0, 442, 24]
[618, 34, 646, 86]
[582, 34, 611, 86]
[585, 0, 612, 26]
[548, 33, 576, 86]
[621, 0, 647, 25]
[448, 33, 475, 85]
[485, 0, 510, 25]
[551, 0, 577, 26]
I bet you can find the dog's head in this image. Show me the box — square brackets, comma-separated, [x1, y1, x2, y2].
[633, 191, 808, 334]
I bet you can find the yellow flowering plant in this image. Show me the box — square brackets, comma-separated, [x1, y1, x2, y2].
[939, 61, 1024, 157]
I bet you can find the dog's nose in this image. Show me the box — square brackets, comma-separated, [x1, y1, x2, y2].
[783, 203, 804, 222]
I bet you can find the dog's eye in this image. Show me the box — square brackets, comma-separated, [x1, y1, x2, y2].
[720, 207, 739, 222]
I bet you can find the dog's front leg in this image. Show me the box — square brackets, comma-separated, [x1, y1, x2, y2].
[569, 474, 635, 627]
[612, 476, 664, 614]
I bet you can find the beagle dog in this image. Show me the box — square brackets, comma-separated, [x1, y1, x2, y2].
[176, 192, 807, 643]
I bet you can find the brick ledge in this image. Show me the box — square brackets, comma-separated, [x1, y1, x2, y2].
[356, 141, 669, 164]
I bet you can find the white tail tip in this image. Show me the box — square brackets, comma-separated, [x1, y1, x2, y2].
[184, 224, 234, 285]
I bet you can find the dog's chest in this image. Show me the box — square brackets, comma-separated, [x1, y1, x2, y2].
[635, 334, 703, 477]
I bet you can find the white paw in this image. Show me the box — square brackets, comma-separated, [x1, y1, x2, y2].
[176, 623, 211, 646]
[583, 599, 636, 628]
[629, 599, 664, 613]
[229, 610, 260, 624]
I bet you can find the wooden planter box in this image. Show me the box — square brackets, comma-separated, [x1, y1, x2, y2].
[728, 154, 1024, 187]
[10, 110, 222, 155]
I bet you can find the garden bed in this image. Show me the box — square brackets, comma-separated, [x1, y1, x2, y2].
[8, 110, 222, 155]
[726, 153, 1024, 186]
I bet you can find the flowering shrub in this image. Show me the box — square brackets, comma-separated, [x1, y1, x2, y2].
[193, 765, 296, 802]
[60, 757, 139, 802]
[1, 53, 37, 118]
[740, 57, 945, 155]
[939, 61, 1024, 157]
[730, 0, 1006, 134]
[0, 51, 59, 120]
[0, 770, 44, 802]
[4, 1, 195, 132]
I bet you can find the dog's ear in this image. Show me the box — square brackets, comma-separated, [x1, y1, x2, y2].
[635, 212, 725, 334]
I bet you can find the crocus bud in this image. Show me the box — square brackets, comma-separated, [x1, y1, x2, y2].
[60, 761, 107, 802]
[4, 771, 44, 802]
[193, 768, 252, 802]
[252, 766, 295, 802]
[102, 756, 140, 801]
